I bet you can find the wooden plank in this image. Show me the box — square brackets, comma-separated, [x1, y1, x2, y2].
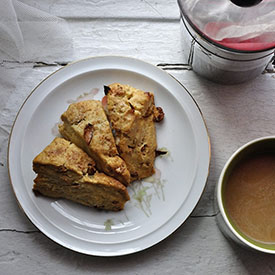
[0, 64, 60, 231]
[0, 19, 185, 64]
[1, 217, 275, 274]
[20, 0, 180, 19]
[168, 70, 275, 216]
[68, 20, 184, 64]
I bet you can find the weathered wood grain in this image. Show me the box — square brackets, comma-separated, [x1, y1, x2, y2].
[20, 0, 180, 19]
[0, 19, 185, 64]
[168, 70, 275, 217]
[67, 19, 184, 64]
[0, 64, 59, 231]
[1, 217, 275, 275]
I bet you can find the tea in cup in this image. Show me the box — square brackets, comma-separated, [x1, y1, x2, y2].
[216, 136, 275, 253]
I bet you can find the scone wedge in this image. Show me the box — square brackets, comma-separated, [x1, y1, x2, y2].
[33, 137, 129, 211]
[104, 83, 164, 182]
[59, 100, 131, 186]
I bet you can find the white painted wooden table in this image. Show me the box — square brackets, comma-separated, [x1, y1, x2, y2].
[1, 1, 275, 274]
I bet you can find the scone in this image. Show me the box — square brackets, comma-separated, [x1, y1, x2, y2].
[33, 137, 130, 211]
[58, 100, 131, 186]
[104, 83, 164, 182]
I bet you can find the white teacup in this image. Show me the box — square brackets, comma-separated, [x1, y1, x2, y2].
[216, 136, 275, 254]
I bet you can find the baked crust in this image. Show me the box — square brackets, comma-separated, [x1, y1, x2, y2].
[58, 100, 130, 185]
[105, 83, 164, 181]
[33, 137, 129, 211]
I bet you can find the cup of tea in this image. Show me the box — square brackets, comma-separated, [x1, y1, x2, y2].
[216, 136, 275, 253]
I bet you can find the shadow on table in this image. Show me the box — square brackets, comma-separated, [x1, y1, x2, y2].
[223, 235, 275, 275]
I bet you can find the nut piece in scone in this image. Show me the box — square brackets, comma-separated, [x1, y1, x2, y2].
[33, 137, 129, 211]
[58, 100, 131, 186]
[104, 83, 164, 182]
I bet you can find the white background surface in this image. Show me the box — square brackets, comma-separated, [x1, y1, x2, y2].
[0, 0, 275, 274]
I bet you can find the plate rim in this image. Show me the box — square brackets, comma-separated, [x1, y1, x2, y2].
[8, 55, 211, 256]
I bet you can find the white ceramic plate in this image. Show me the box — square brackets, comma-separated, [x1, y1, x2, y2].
[8, 56, 210, 256]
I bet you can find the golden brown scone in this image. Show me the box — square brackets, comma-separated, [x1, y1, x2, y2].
[33, 137, 96, 183]
[104, 83, 164, 182]
[58, 100, 131, 186]
[33, 137, 129, 211]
